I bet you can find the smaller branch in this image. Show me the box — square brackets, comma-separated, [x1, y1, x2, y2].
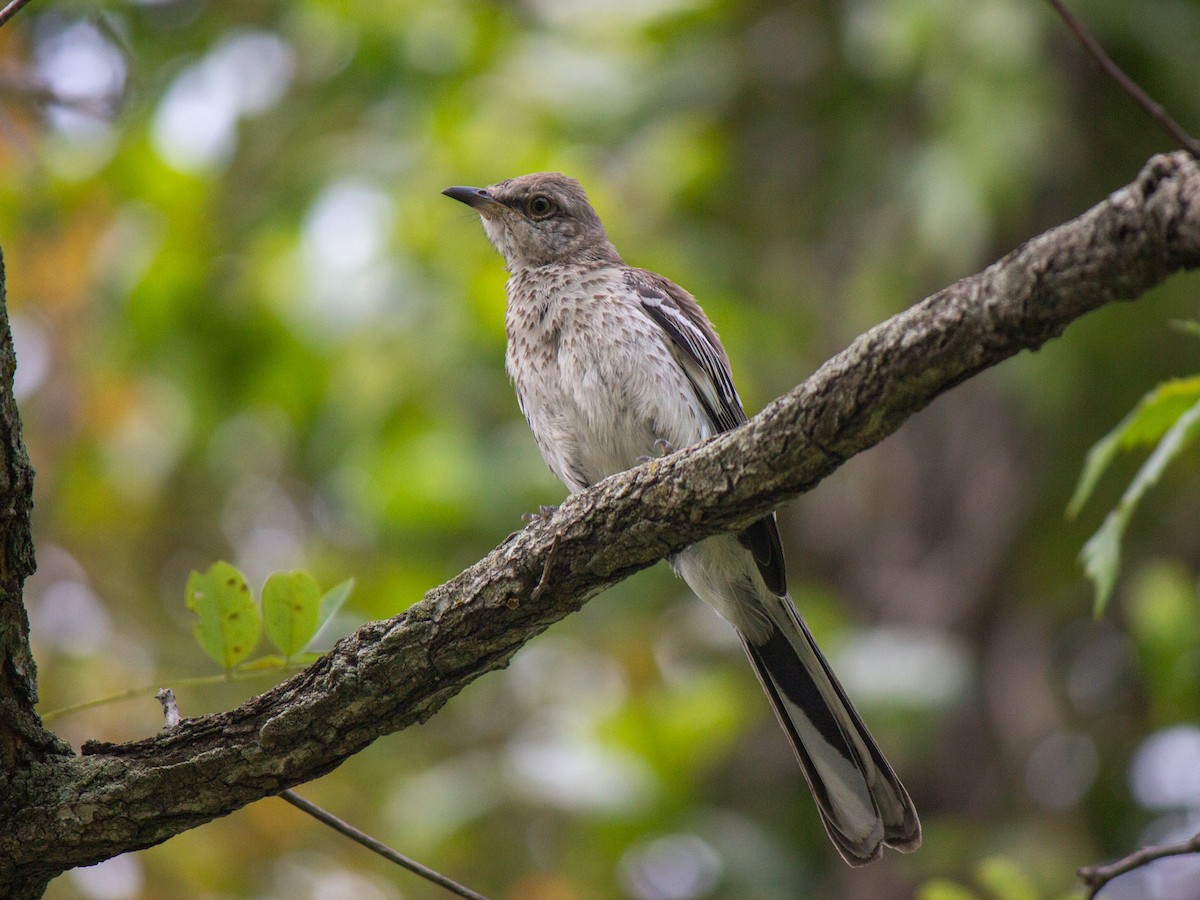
[154, 689, 181, 731]
[141, 688, 487, 897]
[0, 0, 34, 29]
[279, 791, 489, 900]
[1078, 830, 1200, 898]
[1047, 0, 1200, 158]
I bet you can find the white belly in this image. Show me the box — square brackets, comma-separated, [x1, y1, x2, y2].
[506, 280, 711, 492]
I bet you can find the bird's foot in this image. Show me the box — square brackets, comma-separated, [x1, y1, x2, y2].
[503, 505, 560, 541]
[522, 504, 559, 523]
[638, 438, 676, 463]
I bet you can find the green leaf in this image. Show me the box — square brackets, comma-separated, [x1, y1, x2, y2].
[1081, 512, 1123, 615]
[916, 880, 980, 900]
[237, 655, 287, 672]
[1120, 377, 1200, 447]
[977, 857, 1037, 900]
[263, 570, 321, 659]
[1068, 376, 1200, 518]
[1067, 426, 1125, 520]
[1169, 318, 1200, 339]
[317, 578, 355, 631]
[186, 562, 262, 670]
[1081, 396, 1200, 614]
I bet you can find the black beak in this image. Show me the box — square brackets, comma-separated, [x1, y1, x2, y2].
[442, 186, 503, 211]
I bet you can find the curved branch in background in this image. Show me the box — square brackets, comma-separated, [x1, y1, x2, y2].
[279, 790, 488, 900]
[0, 0, 35, 30]
[0, 153, 1198, 896]
[1047, 0, 1200, 158]
[1078, 829, 1200, 898]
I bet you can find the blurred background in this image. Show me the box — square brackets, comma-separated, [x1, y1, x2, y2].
[3, 1, 1200, 898]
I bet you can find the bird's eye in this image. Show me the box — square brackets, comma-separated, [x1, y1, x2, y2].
[529, 196, 553, 217]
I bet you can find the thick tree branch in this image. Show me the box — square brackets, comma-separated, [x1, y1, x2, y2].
[2, 152, 1199, 894]
[0, 247, 70, 776]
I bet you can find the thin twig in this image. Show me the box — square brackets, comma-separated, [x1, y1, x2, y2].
[39, 661, 313, 722]
[1047, 0, 1200, 158]
[279, 790, 490, 900]
[144, 693, 485, 897]
[1078, 829, 1200, 898]
[0, 0, 35, 29]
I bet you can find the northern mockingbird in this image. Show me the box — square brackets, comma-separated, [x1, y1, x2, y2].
[444, 172, 920, 865]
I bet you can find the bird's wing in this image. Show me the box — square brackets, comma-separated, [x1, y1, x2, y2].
[626, 268, 788, 596]
[626, 268, 746, 432]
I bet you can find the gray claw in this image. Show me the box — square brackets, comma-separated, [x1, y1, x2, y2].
[639, 439, 675, 464]
[522, 504, 559, 522]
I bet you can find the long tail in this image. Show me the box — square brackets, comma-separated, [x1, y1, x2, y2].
[741, 601, 921, 866]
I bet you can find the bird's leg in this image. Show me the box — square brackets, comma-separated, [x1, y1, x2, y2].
[505, 505, 563, 604]
[637, 438, 676, 463]
[529, 529, 562, 603]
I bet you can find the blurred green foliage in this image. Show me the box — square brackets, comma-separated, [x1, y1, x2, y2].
[1071, 368, 1200, 613]
[2, 0, 1200, 898]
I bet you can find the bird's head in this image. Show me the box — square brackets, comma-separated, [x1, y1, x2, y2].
[443, 173, 621, 270]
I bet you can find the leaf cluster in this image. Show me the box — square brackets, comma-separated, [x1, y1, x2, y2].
[186, 561, 353, 672]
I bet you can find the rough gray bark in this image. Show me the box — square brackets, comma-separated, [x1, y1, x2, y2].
[0, 247, 70, 774]
[1, 152, 1199, 895]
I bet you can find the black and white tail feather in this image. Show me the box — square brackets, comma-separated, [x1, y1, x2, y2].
[742, 599, 920, 864]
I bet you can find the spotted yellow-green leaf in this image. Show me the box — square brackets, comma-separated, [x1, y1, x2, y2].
[186, 562, 261, 670]
[263, 570, 321, 659]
